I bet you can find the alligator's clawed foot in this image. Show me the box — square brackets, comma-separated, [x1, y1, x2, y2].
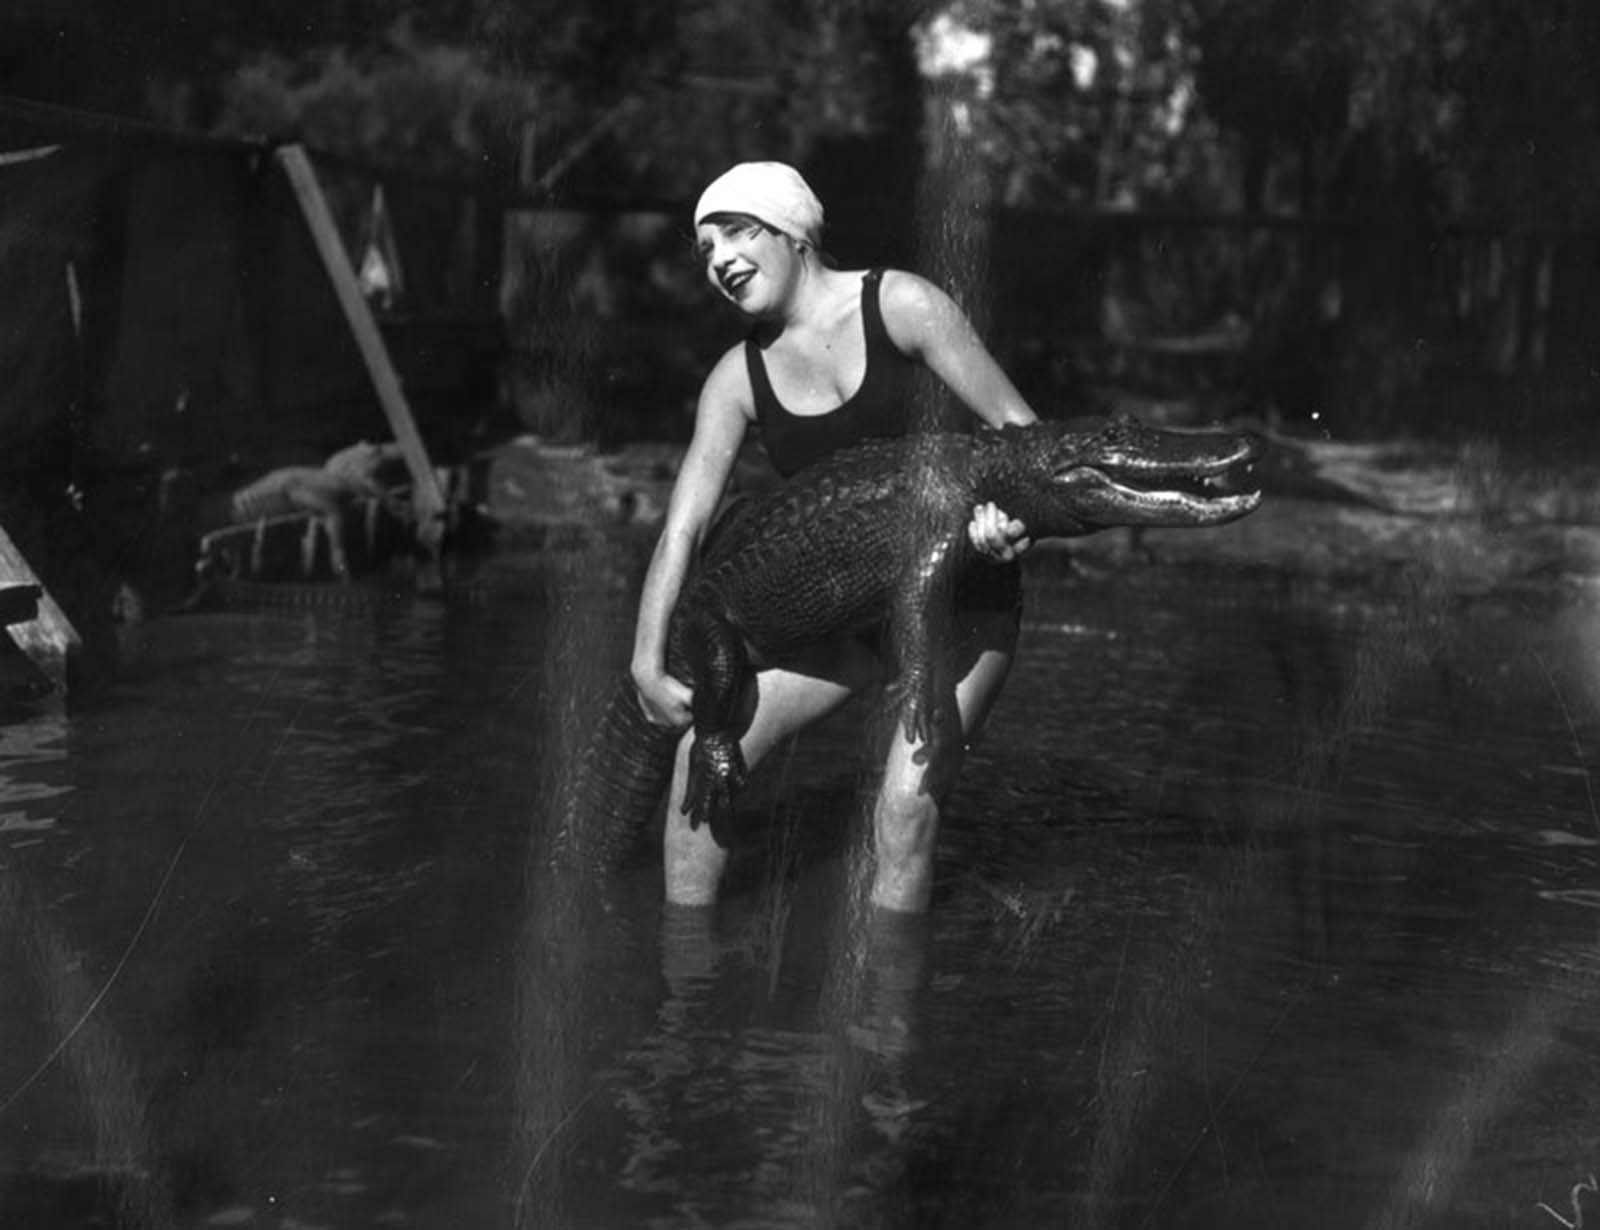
[885, 669, 938, 747]
[891, 669, 964, 760]
[683, 731, 748, 835]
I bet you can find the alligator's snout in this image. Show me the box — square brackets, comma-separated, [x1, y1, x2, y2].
[1053, 427, 1265, 528]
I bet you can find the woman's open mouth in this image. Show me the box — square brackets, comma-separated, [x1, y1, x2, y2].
[722, 269, 755, 295]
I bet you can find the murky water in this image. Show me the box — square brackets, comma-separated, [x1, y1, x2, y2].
[2, 547, 1598, 1229]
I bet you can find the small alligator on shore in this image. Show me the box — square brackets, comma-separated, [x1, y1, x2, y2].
[554, 415, 1264, 867]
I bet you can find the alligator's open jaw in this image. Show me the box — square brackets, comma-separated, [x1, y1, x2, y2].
[1057, 437, 1264, 526]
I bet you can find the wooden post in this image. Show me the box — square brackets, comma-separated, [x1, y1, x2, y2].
[0, 523, 79, 692]
[275, 144, 448, 549]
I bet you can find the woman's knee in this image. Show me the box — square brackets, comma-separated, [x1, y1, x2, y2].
[874, 761, 942, 851]
[663, 812, 727, 904]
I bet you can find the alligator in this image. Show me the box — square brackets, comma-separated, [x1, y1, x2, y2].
[165, 440, 407, 583]
[216, 440, 407, 578]
[554, 415, 1264, 867]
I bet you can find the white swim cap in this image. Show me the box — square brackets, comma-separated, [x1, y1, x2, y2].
[693, 161, 824, 248]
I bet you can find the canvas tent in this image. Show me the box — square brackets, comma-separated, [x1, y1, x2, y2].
[0, 93, 501, 486]
[0, 94, 501, 659]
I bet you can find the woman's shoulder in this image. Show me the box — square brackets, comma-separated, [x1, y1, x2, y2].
[875, 268, 955, 316]
[875, 266, 946, 295]
[874, 269, 962, 350]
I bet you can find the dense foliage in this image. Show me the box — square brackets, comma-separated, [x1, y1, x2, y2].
[13, 1, 1597, 224]
[6, 0, 1597, 437]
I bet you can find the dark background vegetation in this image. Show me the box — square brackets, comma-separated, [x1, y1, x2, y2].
[3, 0, 1599, 456]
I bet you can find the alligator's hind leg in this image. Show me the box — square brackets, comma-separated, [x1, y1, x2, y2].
[665, 640, 880, 904]
[673, 612, 754, 840]
[883, 523, 967, 768]
[872, 606, 1018, 912]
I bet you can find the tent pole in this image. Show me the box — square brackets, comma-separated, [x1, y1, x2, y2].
[275, 143, 448, 552]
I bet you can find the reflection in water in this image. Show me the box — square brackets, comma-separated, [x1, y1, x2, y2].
[4, 605, 550, 1226]
[1082, 559, 1580, 1227]
[0, 563, 1597, 1226]
[796, 886, 933, 1228]
[1370, 980, 1568, 1230]
[513, 543, 644, 1229]
[0, 710, 70, 835]
[0, 711, 175, 1228]
[602, 879, 934, 1228]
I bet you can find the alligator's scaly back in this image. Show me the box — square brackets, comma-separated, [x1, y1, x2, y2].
[683, 434, 975, 663]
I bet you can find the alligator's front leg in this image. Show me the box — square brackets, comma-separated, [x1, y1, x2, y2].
[669, 609, 754, 841]
[883, 522, 969, 770]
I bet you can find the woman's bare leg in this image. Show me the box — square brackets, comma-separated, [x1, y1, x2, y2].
[870, 610, 1019, 913]
[664, 640, 881, 905]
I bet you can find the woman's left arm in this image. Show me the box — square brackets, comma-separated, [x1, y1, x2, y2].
[879, 270, 1037, 559]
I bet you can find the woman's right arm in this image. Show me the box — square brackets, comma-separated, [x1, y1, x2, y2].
[630, 347, 753, 728]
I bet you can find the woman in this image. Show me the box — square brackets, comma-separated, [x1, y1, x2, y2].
[631, 161, 1037, 914]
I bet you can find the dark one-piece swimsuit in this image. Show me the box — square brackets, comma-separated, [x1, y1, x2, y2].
[740, 268, 1022, 623]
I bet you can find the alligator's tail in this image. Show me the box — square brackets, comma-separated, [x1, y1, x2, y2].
[548, 673, 679, 873]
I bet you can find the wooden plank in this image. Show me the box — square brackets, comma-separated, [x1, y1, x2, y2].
[275, 143, 448, 549]
[0, 524, 79, 689]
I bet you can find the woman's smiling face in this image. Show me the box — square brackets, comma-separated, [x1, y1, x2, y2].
[695, 213, 799, 316]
